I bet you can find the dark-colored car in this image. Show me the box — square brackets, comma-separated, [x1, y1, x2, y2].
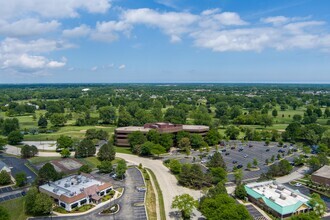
[225, 152, 230, 156]
[238, 148, 243, 152]
[283, 145, 287, 148]
[249, 144, 253, 148]
[236, 164, 243, 169]
[231, 147, 235, 150]
[266, 149, 270, 152]
[232, 160, 238, 164]
[221, 149, 226, 152]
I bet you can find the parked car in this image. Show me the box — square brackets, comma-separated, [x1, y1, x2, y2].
[283, 145, 287, 148]
[238, 148, 243, 152]
[231, 147, 235, 150]
[295, 183, 302, 187]
[225, 152, 230, 156]
[232, 160, 238, 164]
[249, 144, 253, 148]
[244, 154, 248, 158]
[236, 164, 243, 169]
[266, 149, 270, 152]
[221, 149, 226, 152]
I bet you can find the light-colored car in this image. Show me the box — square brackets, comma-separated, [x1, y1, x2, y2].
[295, 183, 302, 187]
[244, 154, 248, 158]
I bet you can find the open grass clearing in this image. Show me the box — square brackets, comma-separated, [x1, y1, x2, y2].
[0, 197, 29, 220]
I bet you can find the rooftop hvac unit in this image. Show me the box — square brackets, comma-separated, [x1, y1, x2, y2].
[280, 194, 286, 200]
[53, 188, 59, 193]
[269, 196, 275, 201]
[57, 181, 61, 184]
[64, 183, 70, 188]
[80, 188, 84, 192]
[291, 192, 297, 198]
[277, 186, 284, 191]
[275, 190, 281, 194]
[69, 192, 74, 196]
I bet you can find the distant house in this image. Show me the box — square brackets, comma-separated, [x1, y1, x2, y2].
[311, 165, 330, 186]
[0, 161, 11, 174]
[82, 88, 90, 92]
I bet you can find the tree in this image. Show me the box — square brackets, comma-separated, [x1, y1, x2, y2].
[207, 152, 226, 170]
[2, 118, 19, 135]
[192, 106, 212, 126]
[56, 135, 73, 150]
[60, 148, 71, 158]
[97, 142, 116, 161]
[117, 108, 133, 127]
[289, 212, 320, 220]
[50, 113, 67, 126]
[146, 130, 160, 144]
[206, 182, 227, 198]
[150, 144, 166, 157]
[0, 171, 11, 185]
[164, 107, 186, 124]
[199, 194, 252, 220]
[38, 163, 59, 183]
[259, 114, 273, 128]
[128, 131, 147, 154]
[190, 134, 204, 149]
[324, 108, 330, 118]
[159, 133, 173, 151]
[38, 115, 48, 128]
[171, 194, 198, 219]
[25, 187, 52, 216]
[234, 184, 247, 200]
[309, 193, 326, 217]
[253, 158, 258, 167]
[20, 145, 38, 158]
[99, 106, 117, 124]
[0, 138, 6, 151]
[169, 159, 182, 174]
[247, 162, 252, 170]
[15, 172, 27, 187]
[178, 137, 190, 152]
[205, 129, 221, 146]
[116, 160, 127, 179]
[265, 159, 269, 165]
[234, 169, 243, 185]
[75, 139, 96, 158]
[225, 125, 240, 140]
[97, 160, 113, 173]
[0, 206, 10, 220]
[272, 109, 278, 117]
[210, 167, 227, 184]
[79, 164, 92, 173]
[7, 130, 23, 145]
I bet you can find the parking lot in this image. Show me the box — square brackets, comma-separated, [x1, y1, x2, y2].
[0, 154, 37, 184]
[0, 191, 24, 203]
[245, 204, 268, 220]
[167, 141, 302, 181]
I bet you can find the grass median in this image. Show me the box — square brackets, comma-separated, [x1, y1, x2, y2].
[146, 168, 166, 220]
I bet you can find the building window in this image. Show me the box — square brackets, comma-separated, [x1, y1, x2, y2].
[100, 191, 104, 196]
[60, 202, 66, 208]
[71, 203, 78, 209]
[106, 189, 111, 193]
[80, 199, 87, 205]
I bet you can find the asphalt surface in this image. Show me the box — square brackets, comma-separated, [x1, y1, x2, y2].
[0, 153, 37, 184]
[32, 167, 147, 220]
[166, 141, 301, 182]
[245, 204, 268, 220]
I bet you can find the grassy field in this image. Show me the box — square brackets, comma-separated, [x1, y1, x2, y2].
[115, 147, 133, 154]
[144, 170, 157, 220]
[28, 156, 61, 164]
[0, 197, 29, 220]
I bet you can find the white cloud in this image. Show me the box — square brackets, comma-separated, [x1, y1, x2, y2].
[121, 8, 198, 42]
[91, 66, 98, 71]
[118, 64, 125, 69]
[0, 18, 60, 37]
[91, 21, 131, 42]
[0, 38, 69, 71]
[261, 16, 289, 25]
[62, 25, 91, 38]
[0, 0, 111, 19]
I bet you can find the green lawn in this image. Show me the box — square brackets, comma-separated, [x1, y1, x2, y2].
[0, 197, 29, 220]
[115, 147, 133, 154]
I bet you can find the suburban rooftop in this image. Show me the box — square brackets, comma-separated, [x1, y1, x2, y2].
[40, 174, 105, 198]
[312, 165, 330, 178]
[246, 181, 310, 207]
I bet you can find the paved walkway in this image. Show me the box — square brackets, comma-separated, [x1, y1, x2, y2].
[276, 166, 308, 183]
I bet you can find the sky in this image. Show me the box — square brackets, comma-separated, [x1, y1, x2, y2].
[0, 0, 330, 83]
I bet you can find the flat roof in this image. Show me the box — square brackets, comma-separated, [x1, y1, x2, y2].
[312, 165, 330, 178]
[182, 125, 209, 130]
[40, 174, 105, 198]
[245, 181, 310, 215]
[115, 126, 151, 132]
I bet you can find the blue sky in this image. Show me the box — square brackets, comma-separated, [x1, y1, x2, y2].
[0, 0, 330, 83]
